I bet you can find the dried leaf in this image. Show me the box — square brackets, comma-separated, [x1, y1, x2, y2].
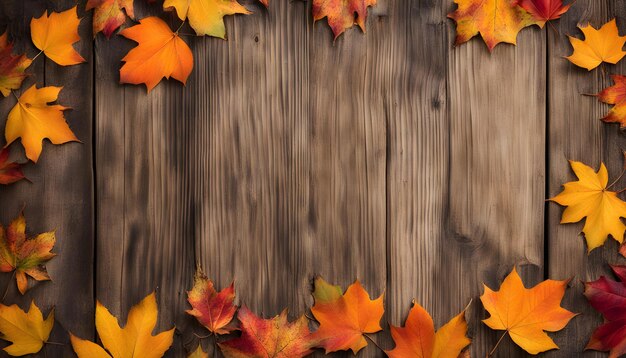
[0, 301, 54, 356]
[0, 32, 31, 97]
[0, 212, 55, 294]
[481, 267, 576, 355]
[70, 292, 175, 358]
[186, 268, 237, 335]
[0, 147, 25, 185]
[163, 0, 250, 39]
[550, 160, 626, 252]
[514, 0, 570, 25]
[86, 0, 135, 38]
[597, 74, 626, 128]
[567, 19, 626, 71]
[312, 0, 377, 39]
[119, 17, 194, 92]
[30, 6, 85, 66]
[5, 85, 79, 163]
[310, 277, 384, 354]
[188, 345, 209, 358]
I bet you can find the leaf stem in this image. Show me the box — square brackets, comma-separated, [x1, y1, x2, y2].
[31, 50, 43, 62]
[174, 21, 185, 35]
[1, 271, 15, 301]
[45, 341, 65, 346]
[488, 331, 508, 357]
[363, 333, 384, 352]
[193, 332, 212, 340]
[608, 168, 626, 190]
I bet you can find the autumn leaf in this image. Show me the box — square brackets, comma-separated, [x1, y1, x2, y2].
[0, 32, 31, 97]
[119, 17, 193, 92]
[550, 160, 626, 252]
[188, 345, 208, 358]
[163, 0, 250, 39]
[597, 74, 626, 127]
[0, 148, 25, 185]
[448, 0, 539, 51]
[0, 212, 55, 294]
[258, 0, 268, 7]
[312, 0, 376, 40]
[584, 265, 626, 357]
[30, 6, 85, 66]
[566, 19, 626, 71]
[186, 267, 237, 335]
[219, 306, 317, 358]
[70, 292, 175, 358]
[0, 301, 54, 356]
[481, 267, 576, 355]
[310, 277, 384, 354]
[5, 85, 79, 163]
[514, 0, 570, 25]
[385, 301, 471, 358]
[86, 0, 135, 38]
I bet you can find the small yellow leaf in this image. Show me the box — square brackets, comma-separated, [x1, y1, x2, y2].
[188, 345, 209, 358]
[5, 85, 79, 163]
[551, 160, 626, 252]
[70, 292, 175, 358]
[163, 0, 250, 39]
[0, 301, 54, 356]
[566, 19, 626, 71]
[30, 6, 85, 66]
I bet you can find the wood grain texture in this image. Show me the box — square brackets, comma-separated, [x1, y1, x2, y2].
[0, 0, 94, 356]
[547, 1, 626, 356]
[445, 10, 547, 358]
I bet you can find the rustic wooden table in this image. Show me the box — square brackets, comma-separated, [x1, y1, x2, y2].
[0, 0, 624, 357]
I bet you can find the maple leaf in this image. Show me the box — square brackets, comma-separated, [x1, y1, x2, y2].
[481, 267, 576, 355]
[86, 0, 135, 38]
[188, 345, 208, 358]
[566, 19, 626, 71]
[0, 148, 25, 185]
[312, 0, 376, 40]
[584, 265, 626, 357]
[119, 17, 194, 92]
[0, 301, 54, 356]
[310, 277, 384, 354]
[5, 85, 79, 163]
[186, 268, 237, 335]
[597, 74, 626, 127]
[514, 0, 570, 25]
[448, 0, 539, 51]
[30, 6, 85, 66]
[163, 0, 250, 39]
[258, 0, 268, 7]
[219, 306, 317, 358]
[0, 212, 55, 294]
[550, 160, 626, 252]
[0, 32, 32, 97]
[70, 292, 175, 358]
[385, 301, 471, 358]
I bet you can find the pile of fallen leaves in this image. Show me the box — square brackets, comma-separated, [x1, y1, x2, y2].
[3, 0, 626, 357]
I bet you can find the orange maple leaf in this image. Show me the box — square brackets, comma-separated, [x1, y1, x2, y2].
[5, 85, 79, 163]
[448, 0, 539, 51]
[0, 32, 31, 97]
[310, 277, 384, 354]
[119, 17, 194, 92]
[219, 306, 318, 358]
[186, 268, 237, 335]
[597, 74, 626, 127]
[86, 0, 135, 38]
[30, 6, 85, 66]
[566, 19, 626, 71]
[481, 267, 577, 355]
[312, 0, 376, 40]
[386, 301, 471, 358]
[0, 212, 55, 295]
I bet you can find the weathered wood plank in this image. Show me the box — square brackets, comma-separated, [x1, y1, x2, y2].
[443, 12, 547, 358]
[548, 1, 626, 356]
[0, 0, 94, 356]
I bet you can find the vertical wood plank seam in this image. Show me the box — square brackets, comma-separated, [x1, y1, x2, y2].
[544, 27, 550, 280]
[92, 36, 98, 339]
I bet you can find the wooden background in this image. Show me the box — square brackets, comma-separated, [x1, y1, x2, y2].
[0, 0, 625, 357]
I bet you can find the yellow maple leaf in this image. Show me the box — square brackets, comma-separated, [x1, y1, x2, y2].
[70, 292, 174, 358]
[188, 345, 208, 358]
[566, 19, 626, 71]
[5, 85, 79, 163]
[551, 160, 626, 252]
[0, 301, 54, 356]
[481, 267, 576, 355]
[448, 0, 539, 51]
[30, 6, 85, 66]
[163, 0, 250, 39]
